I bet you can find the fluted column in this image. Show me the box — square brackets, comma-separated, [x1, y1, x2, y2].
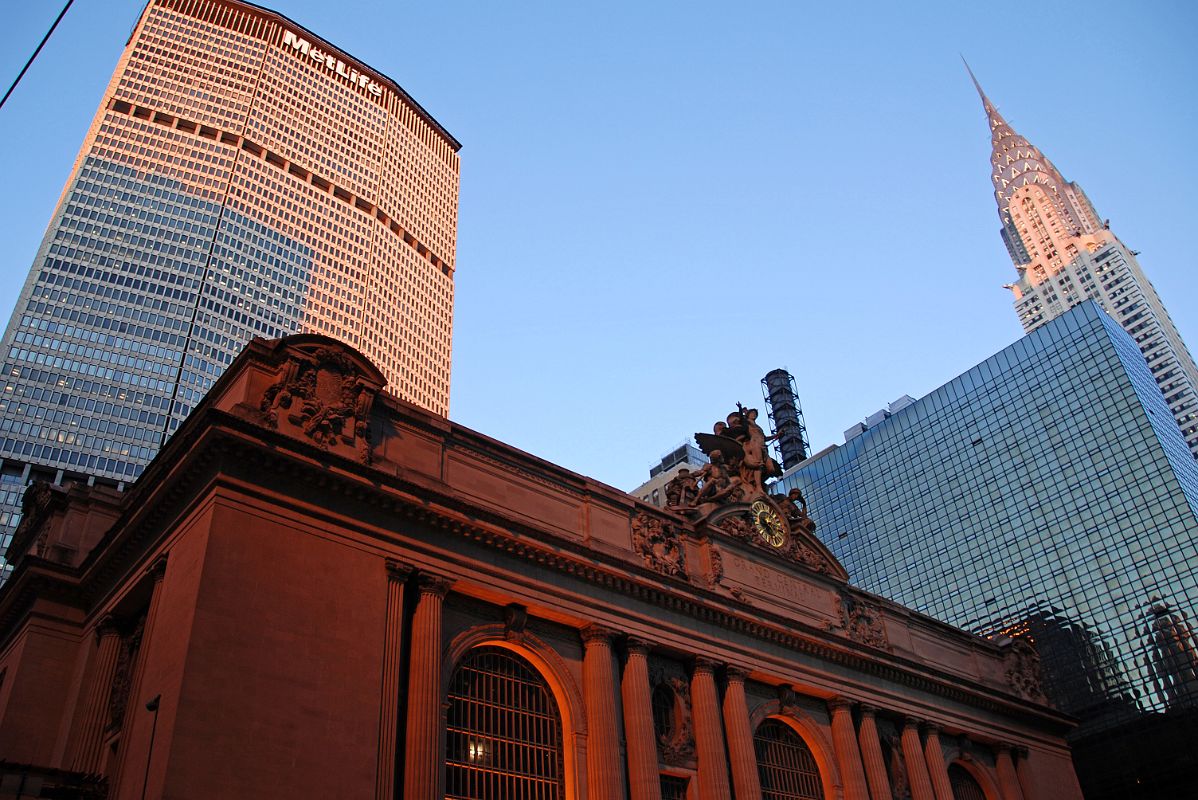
[691, 658, 732, 799]
[723, 667, 762, 800]
[995, 744, 1025, 800]
[375, 560, 411, 800]
[402, 573, 452, 800]
[1015, 746, 1037, 800]
[582, 625, 624, 800]
[922, 724, 953, 800]
[109, 555, 168, 796]
[621, 637, 662, 800]
[899, 717, 936, 800]
[69, 615, 122, 773]
[857, 705, 892, 800]
[828, 698, 870, 800]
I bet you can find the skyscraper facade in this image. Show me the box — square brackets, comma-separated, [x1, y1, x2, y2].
[774, 301, 1198, 798]
[0, 0, 460, 573]
[969, 66, 1198, 459]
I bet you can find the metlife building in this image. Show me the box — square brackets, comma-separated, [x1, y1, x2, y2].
[775, 301, 1198, 798]
[0, 0, 461, 576]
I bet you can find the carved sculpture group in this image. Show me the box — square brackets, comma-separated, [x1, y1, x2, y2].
[260, 346, 377, 462]
[667, 405, 783, 513]
[663, 405, 818, 542]
[632, 513, 687, 579]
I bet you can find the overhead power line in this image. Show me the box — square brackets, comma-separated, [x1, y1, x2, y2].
[0, 0, 77, 113]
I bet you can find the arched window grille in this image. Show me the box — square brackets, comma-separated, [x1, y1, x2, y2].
[754, 718, 824, 800]
[445, 646, 564, 800]
[948, 763, 987, 800]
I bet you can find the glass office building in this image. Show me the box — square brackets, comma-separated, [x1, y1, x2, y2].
[775, 302, 1198, 794]
[0, 0, 461, 577]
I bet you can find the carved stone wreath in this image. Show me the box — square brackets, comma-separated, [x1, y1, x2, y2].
[631, 513, 687, 579]
[649, 671, 696, 766]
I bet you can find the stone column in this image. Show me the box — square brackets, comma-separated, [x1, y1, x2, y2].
[922, 724, 953, 800]
[375, 560, 411, 800]
[402, 573, 452, 800]
[68, 615, 122, 773]
[1015, 746, 1036, 800]
[723, 667, 762, 800]
[582, 625, 624, 800]
[690, 658, 732, 799]
[857, 705, 892, 800]
[621, 637, 662, 800]
[899, 717, 936, 800]
[109, 555, 168, 795]
[995, 744, 1025, 800]
[828, 698, 870, 800]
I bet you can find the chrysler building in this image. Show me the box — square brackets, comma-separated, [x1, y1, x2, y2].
[968, 64, 1198, 457]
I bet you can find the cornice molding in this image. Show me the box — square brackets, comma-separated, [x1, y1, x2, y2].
[17, 409, 1075, 734]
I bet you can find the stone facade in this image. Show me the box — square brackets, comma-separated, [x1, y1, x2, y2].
[0, 336, 1084, 799]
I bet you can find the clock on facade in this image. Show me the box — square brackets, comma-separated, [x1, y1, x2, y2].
[750, 500, 786, 548]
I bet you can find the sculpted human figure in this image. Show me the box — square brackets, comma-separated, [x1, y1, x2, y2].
[732, 407, 781, 496]
[692, 450, 738, 506]
[774, 487, 808, 521]
[665, 468, 699, 509]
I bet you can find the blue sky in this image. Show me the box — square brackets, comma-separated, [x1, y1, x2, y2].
[1, 1, 1195, 492]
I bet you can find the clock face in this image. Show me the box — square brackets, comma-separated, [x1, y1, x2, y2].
[751, 500, 786, 548]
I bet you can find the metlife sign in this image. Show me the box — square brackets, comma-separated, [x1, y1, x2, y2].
[282, 30, 384, 97]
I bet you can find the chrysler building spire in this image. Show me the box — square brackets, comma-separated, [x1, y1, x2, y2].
[963, 61, 1098, 266]
[962, 56, 1001, 122]
[967, 64, 1198, 458]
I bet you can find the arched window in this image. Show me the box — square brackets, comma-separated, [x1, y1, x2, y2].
[948, 763, 987, 800]
[754, 719, 824, 800]
[445, 646, 564, 799]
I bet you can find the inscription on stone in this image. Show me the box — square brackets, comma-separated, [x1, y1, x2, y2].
[721, 549, 838, 621]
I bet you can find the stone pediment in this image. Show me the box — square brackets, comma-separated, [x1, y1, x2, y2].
[701, 500, 848, 582]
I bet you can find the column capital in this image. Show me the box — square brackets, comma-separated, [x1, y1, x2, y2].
[384, 558, 413, 582]
[693, 656, 721, 674]
[625, 636, 653, 656]
[725, 664, 751, 683]
[922, 722, 941, 736]
[146, 553, 168, 582]
[414, 572, 453, 597]
[828, 696, 856, 713]
[581, 623, 617, 645]
[95, 613, 121, 642]
[903, 715, 924, 730]
[1016, 745, 1029, 759]
[995, 741, 1014, 755]
[859, 703, 878, 717]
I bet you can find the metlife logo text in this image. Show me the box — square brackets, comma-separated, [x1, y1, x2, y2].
[282, 30, 384, 97]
